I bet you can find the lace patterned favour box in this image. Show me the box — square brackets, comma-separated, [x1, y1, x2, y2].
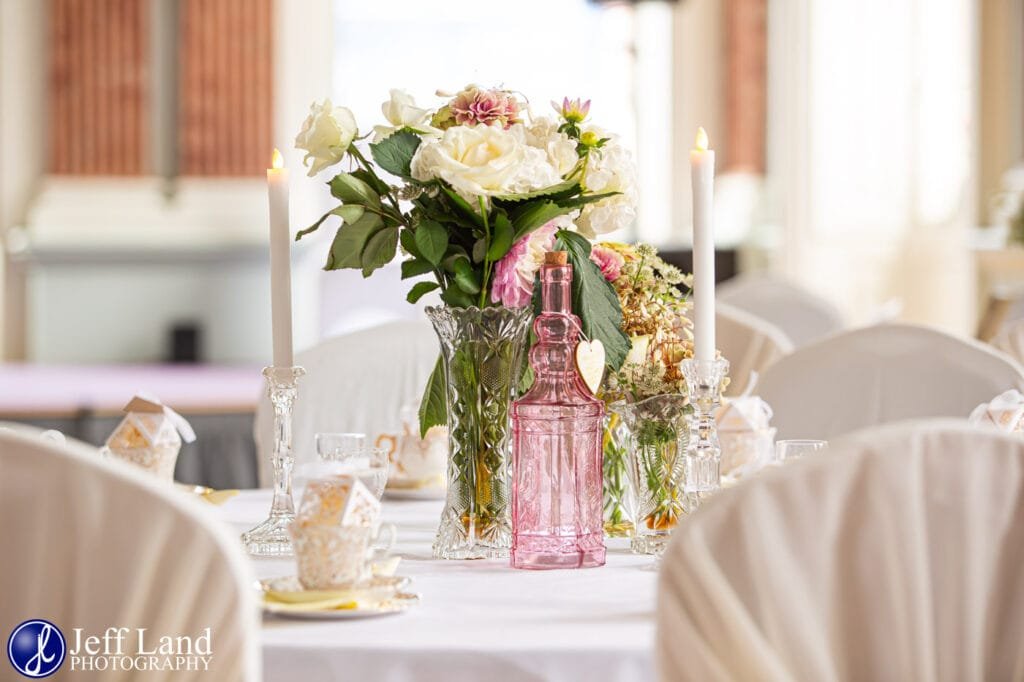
[104, 395, 196, 481]
[715, 396, 776, 476]
[297, 477, 381, 528]
[969, 389, 1024, 433]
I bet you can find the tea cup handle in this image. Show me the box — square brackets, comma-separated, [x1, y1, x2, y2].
[375, 434, 398, 460]
[370, 522, 397, 555]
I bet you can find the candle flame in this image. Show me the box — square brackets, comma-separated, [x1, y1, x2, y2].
[271, 148, 284, 170]
[694, 127, 709, 152]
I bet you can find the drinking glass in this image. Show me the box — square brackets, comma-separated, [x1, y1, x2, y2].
[315, 432, 367, 460]
[314, 434, 389, 499]
[775, 439, 828, 462]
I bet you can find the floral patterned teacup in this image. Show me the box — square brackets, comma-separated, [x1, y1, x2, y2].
[375, 405, 447, 489]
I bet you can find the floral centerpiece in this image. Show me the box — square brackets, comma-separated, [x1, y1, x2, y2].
[294, 85, 634, 558]
[596, 244, 697, 552]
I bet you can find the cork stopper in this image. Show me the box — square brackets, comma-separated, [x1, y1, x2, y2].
[544, 251, 568, 266]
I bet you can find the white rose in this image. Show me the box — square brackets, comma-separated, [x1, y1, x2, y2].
[411, 124, 561, 201]
[577, 139, 638, 237]
[372, 89, 438, 142]
[294, 99, 358, 177]
[525, 117, 579, 177]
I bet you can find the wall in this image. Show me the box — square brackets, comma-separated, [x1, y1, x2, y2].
[0, 0, 48, 360]
[979, 0, 1024, 222]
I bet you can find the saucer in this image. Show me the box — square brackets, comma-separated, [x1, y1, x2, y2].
[261, 574, 408, 604]
[260, 575, 418, 620]
[384, 475, 445, 500]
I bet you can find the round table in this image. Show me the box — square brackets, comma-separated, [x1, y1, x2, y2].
[216, 490, 658, 681]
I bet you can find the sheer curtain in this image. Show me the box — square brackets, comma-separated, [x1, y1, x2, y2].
[767, 0, 976, 333]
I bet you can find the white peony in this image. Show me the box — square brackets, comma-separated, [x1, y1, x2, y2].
[372, 89, 438, 142]
[576, 136, 638, 238]
[411, 124, 561, 202]
[524, 117, 578, 177]
[294, 99, 358, 177]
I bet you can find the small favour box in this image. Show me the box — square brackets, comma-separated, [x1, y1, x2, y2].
[104, 395, 196, 482]
[715, 396, 776, 476]
[297, 477, 381, 528]
[969, 389, 1024, 433]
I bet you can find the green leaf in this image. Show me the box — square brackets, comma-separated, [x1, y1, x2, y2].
[486, 212, 514, 261]
[324, 212, 383, 270]
[555, 230, 630, 370]
[510, 201, 573, 241]
[401, 258, 434, 279]
[296, 209, 335, 241]
[440, 244, 469, 273]
[369, 131, 421, 178]
[472, 238, 487, 263]
[452, 257, 481, 294]
[360, 225, 399, 277]
[414, 219, 448, 266]
[399, 228, 422, 259]
[440, 286, 475, 308]
[493, 180, 580, 203]
[331, 204, 365, 224]
[406, 280, 440, 303]
[556, 190, 621, 210]
[350, 168, 391, 196]
[329, 173, 381, 207]
[441, 187, 484, 228]
[418, 356, 447, 438]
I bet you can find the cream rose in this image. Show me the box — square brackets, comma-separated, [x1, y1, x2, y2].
[525, 117, 579, 177]
[372, 89, 438, 142]
[294, 99, 358, 177]
[577, 138, 638, 238]
[410, 124, 560, 201]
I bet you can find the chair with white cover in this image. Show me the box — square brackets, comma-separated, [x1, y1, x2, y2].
[992, 318, 1024, 366]
[717, 273, 844, 347]
[757, 323, 1024, 440]
[255, 319, 438, 485]
[0, 430, 260, 681]
[716, 302, 794, 396]
[657, 419, 1024, 682]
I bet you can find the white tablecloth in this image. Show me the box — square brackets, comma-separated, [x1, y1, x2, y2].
[216, 490, 657, 682]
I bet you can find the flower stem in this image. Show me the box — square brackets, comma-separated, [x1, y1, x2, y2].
[478, 196, 491, 308]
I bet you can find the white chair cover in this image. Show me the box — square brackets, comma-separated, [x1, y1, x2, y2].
[255, 320, 438, 486]
[716, 302, 794, 395]
[717, 274, 844, 347]
[657, 419, 1024, 682]
[757, 323, 1024, 440]
[993, 318, 1024, 366]
[0, 430, 260, 681]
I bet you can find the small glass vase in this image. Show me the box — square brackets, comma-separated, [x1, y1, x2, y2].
[610, 394, 695, 555]
[426, 305, 533, 559]
[602, 413, 634, 537]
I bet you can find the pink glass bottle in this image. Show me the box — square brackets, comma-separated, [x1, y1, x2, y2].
[511, 251, 606, 570]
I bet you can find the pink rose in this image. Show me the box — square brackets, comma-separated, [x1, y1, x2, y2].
[490, 223, 558, 308]
[590, 245, 624, 281]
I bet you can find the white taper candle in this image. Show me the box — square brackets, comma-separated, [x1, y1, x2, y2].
[690, 127, 716, 362]
[267, 148, 294, 368]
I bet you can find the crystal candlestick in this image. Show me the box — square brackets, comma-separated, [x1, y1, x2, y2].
[242, 366, 305, 556]
[680, 358, 729, 494]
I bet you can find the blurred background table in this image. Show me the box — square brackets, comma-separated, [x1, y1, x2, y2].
[0, 363, 263, 488]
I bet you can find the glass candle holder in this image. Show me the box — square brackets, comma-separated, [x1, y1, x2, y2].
[680, 358, 729, 495]
[242, 366, 305, 556]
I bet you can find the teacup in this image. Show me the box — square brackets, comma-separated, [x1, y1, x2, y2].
[289, 521, 397, 590]
[376, 405, 447, 488]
